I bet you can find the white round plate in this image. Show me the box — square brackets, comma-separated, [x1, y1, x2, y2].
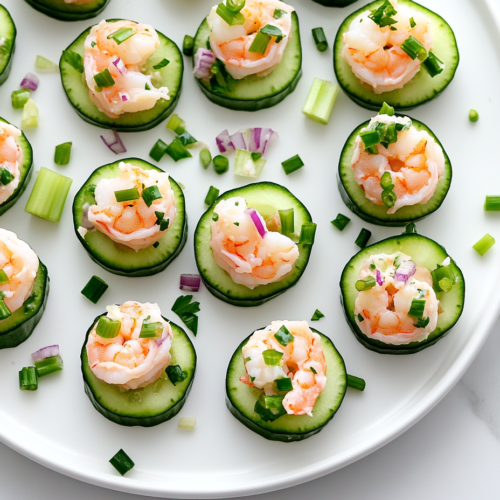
[0, 0, 498, 497]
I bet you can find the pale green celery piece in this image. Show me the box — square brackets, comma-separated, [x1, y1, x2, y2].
[22, 99, 39, 129]
[302, 78, 339, 125]
[178, 417, 196, 430]
[35, 55, 58, 71]
[234, 149, 267, 178]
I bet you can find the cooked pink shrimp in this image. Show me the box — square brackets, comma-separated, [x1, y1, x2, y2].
[241, 320, 327, 416]
[84, 20, 169, 118]
[85, 162, 176, 251]
[0, 122, 23, 205]
[207, 0, 295, 80]
[86, 301, 173, 390]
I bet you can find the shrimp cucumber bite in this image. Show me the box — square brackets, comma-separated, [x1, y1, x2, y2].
[226, 321, 347, 442]
[0, 5, 16, 86]
[23, 0, 111, 21]
[192, 0, 302, 111]
[340, 229, 465, 354]
[73, 158, 187, 277]
[194, 182, 315, 307]
[338, 104, 451, 226]
[333, 0, 459, 110]
[0, 118, 34, 216]
[0, 229, 49, 350]
[81, 302, 196, 426]
[60, 19, 183, 131]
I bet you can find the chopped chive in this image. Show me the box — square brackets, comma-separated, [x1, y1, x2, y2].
[360, 129, 380, 150]
[166, 138, 192, 162]
[414, 317, 430, 328]
[438, 277, 453, 292]
[205, 186, 219, 206]
[431, 264, 455, 292]
[484, 196, 500, 211]
[275, 377, 293, 392]
[311, 309, 324, 321]
[81, 275, 108, 304]
[0, 167, 14, 185]
[178, 417, 197, 429]
[96, 316, 121, 339]
[171, 295, 200, 336]
[115, 187, 140, 203]
[142, 185, 162, 207]
[357, 313, 364, 322]
[166, 114, 186, 135]
[160, 218, 169, 231]
[274, 325, 294, 346]
[212, 213, 219, 222]
[369, 0, 397, 28]
[408, 298, 426, 319]
[35, 55, 58, 71]
[149, 139, 168, 162]
[145, 83, 151, 91]
[216, 3, 245, 25]
[302, 78, 339, 125]
[381, 189, 397, 208]
[234, 222, 239, 226]
[25, 167, 73, 222]
[273, 8, 287, 18]
[109, 449, 135, 476]
[260, 24, 284, 42]
[405, 222, 417, 234]
[0, 299, 11, 320]
[473, 233, 495, 256]
[245, 357, 251, 362]
[213, 155, 229, 175]
[355, 276, 376, 292]
[251, 152, 262, 162]
[19, 367, 38, 391]
[347, 374, 366, 391]
[11, 89, 31, 109]
[469, 109, 479, 123]
[177, 132, 198, 147]
[139, 320, 163, 338]
[200, 148, 212, 169]
[310, 366, 317, 374]
[254, 394, 286, 422]
[249, 31, 271, 54]
[299, 222, 317, 246]
[153, 58, 169, 70]
[331, 213, 351, 231]
[282, 154, 304, 175]
[54, 142, 72, 166]
[226, 0, 246, 14]
[166, 364, 188, 385]
[34, 355, 63, 377]
[422, 51, 444, 77]
[108, 27, 136, 45]
[63, 50, 84, 73]
[262, 349, 283, 366]
[355, 228, 372, 248]
[153, 241, 159, 248]
[183, 35, 194, 56]
[409, 17, 416, 28]
[278, 208, 294, 236]
[380, 171, 393, 190]
[400, 36, 427, 61]
[379, 102, 395, 116]
[21, 98, 39, 129]
[94, 68, 115, 88]
[0, 269, 8, 285]
[312, 28, 328, 52]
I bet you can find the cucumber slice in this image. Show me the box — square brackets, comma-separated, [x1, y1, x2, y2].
[340, 232, 465, 354]
[24, 0, 111, 21]
[338, 116, 452, 226]
[72, 158, 187, 277]
[226, 329, 347, 442]
[81, 316, 196, 427]
[192, 12, 302, 111]
[0, 118, 33, 217]
[0, 5, 16, 86]
[333, 0, 459, 110]
[194, 182, 314, 307]
[312, 0, 358, 6]
[0, 261, 49, 350]
[60, 22, 183, 131]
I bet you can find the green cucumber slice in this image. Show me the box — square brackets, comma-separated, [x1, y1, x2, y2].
[192, 12, 302, 111]
[313, 0, 358, 6]
[333, 0, 459, 110]
[24, 0, 111, 21]
[0, 5, 16, 86]
[72, 158, 187, 277]
[60, 21, 183, 131]
[194, 182, 314, 307]
[226, 328, 347, 442]
[340, 232, 465, 354]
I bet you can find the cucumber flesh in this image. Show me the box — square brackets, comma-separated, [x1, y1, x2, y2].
[0, 5, 16, 86]
[23, 0, 111, 21]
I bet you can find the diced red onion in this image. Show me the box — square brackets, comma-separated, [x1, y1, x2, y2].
[100, 130, 126, 155]
[244, 127, 279, 155]
[230, 131, 247, 150]
[32, 345, 59, 362]
[119, 92, 129, 102]
[394, 261, 416, 284]
[216, 129, 235, 154]
[112, 57, 126, 76]
[376, 270, 383, 286]
[245, 208, 267, 238]
[20, 72, 39, 91]
[156, 330, 169, 347]
[180, 274, 201, 292]
[193, 48, 216, 80]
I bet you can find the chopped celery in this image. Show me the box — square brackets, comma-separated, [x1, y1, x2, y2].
[302, 78, 339, 125]
[21, 99, 39, 129]
[473, 234, 495, 256]
[35, 55, 58, 71]
[234, 149, 266, 178]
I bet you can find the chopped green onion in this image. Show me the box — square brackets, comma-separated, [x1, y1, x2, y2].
[331, 213, 351, 231]
[115, 187, 140, 203]
[183, 35, 194, 56]
[249, 31, 271, 54]
[108, 27, 136, 45]
[380, 171, 393, 190]
[81, 275, 108, 304]
[166, 138, 192, 162]
[200, 148, 212, 169]
[149, 139, 168, 162]
[11, 89, 31, 109]
[205, 186, 219, 206]
[213, 155, 229, 175]
[299, 222, 317, 246]
[35, 55, 58, 71]
[260, 24, 284, 42]
[156, 211, 165, 225]
[400, 36, 427, 61]
[263, 349, 283, 366]
[178, 417, 196, 429]
[171, 295, 200, 336]
[21, 98, 39, 129]
[274, 325, 294, 346]
[142, 185, 162, 207]
[379, 102, 395, 116]
[153, 241, 159, 248]
[469, 109, 479, 123]
[275, 377, 293, 392]
[408, 298, 426, 319]
[54, 142, 72, 166]
[96, 316, 121, 339]
[234, 149, 267, 178]
[226, 0, 246, 13]
[360, 129, 381, 150]
[355, 228, 371, 248]
[484, 196, 500, 211]
[312, 28, 328, 52]
[357, 313, 364, 322]
[34, 355, 63, 377]
[438, 277, 453, 292]
[109, 449, 135, 476]
[347, 374, 366, 391]
[381, 188, 397, 208]
[473, 233, 495, 256]
[369, 0, 398, 27]
[166, 114, 186, 135]
[409, 17, 416, 28]
[63, 50, 84, 73]
[19, 367, 38, 391]
[431, 264, 455, 292]
[282, 154, 304, 175]
[216, 3, 245, 26]
[273, 8, 287, 18]
[212, 213, 219, 222]
[160, 218, 169, 231]
[302, 78, 339, 125]
[311, 309, 324, 321]
[177, 132, 198, 147]
[153, 58, 169, 70]
[251, 152, 262, 162]
[25, 167, 73, 222]
[140, 320, 163, 338]
[94, 68, 115, 88]
[414, 317, 430, 328]
[254, 394, 286, 422]
[0, 269, 8, 285]
[355, 276, 376, 292]
[405, 222, 417, 233]
[310, 366, 317, 375]
[0, 299, 11, 320]
[166, 364, 188, 385]
[422, 51, 444, 77]
[279, 208, 294, 236]
[0, 167, 14, 186]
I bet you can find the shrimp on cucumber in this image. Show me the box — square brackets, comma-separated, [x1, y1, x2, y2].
[0, 122, 23, 205]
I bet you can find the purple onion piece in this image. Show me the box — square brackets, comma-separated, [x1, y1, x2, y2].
[215, 129, 234, 154]
[376, 269, 383, 286]
[156, 330, 169, 347]
[100, 130, 126, 155]
[32, 345, 59, 363]
[394, 260, 416, 284]
[193, 48, 216, 80]
[119, 92, 129, 102]
[230, 131, 247, 150]
[180, 274, 201, 292]
[245, 208, 267, 238]
[112, 57, 126, 76]
[243, 127, 279, 154]
[20, 72, 39, 91]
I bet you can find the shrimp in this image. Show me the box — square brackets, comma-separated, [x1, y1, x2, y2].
[241, 320, 327, 416]
[0, 229, 39, 314]
[0, 122, 23, 206]
[86, 162, 176, 251]
[86, 301, 173, 390]
[351, 113, 445, 214]
[210, 197, 299, 289]
[84, 20, 169, 119]
[207, 0, 295, 80]
[354, 252, 439, 345]
[342, 1, 433, 93]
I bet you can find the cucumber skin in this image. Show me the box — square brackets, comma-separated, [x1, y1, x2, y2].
[23, 0, 111, 21]
[0, 262, 49, 350]
[312, 0, 358, 6]
[0, 6, 15, 87]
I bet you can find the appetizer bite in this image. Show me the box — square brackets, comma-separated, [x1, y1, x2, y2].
[338, 103, 451, 226]
[0, 229, 49, 350]
[340, 228, 465, 354]
[24, 0, 111, 21]
[81, 301, 196, 426]
[226, 321, 347, 441]
[333, 0, 459, 110]
[0, 5, 15, 86]
[194, 182, 316, 306]
[73, 158, 187, 277]
[60, 19, 183, 131]
[192, 0, 302, 111]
